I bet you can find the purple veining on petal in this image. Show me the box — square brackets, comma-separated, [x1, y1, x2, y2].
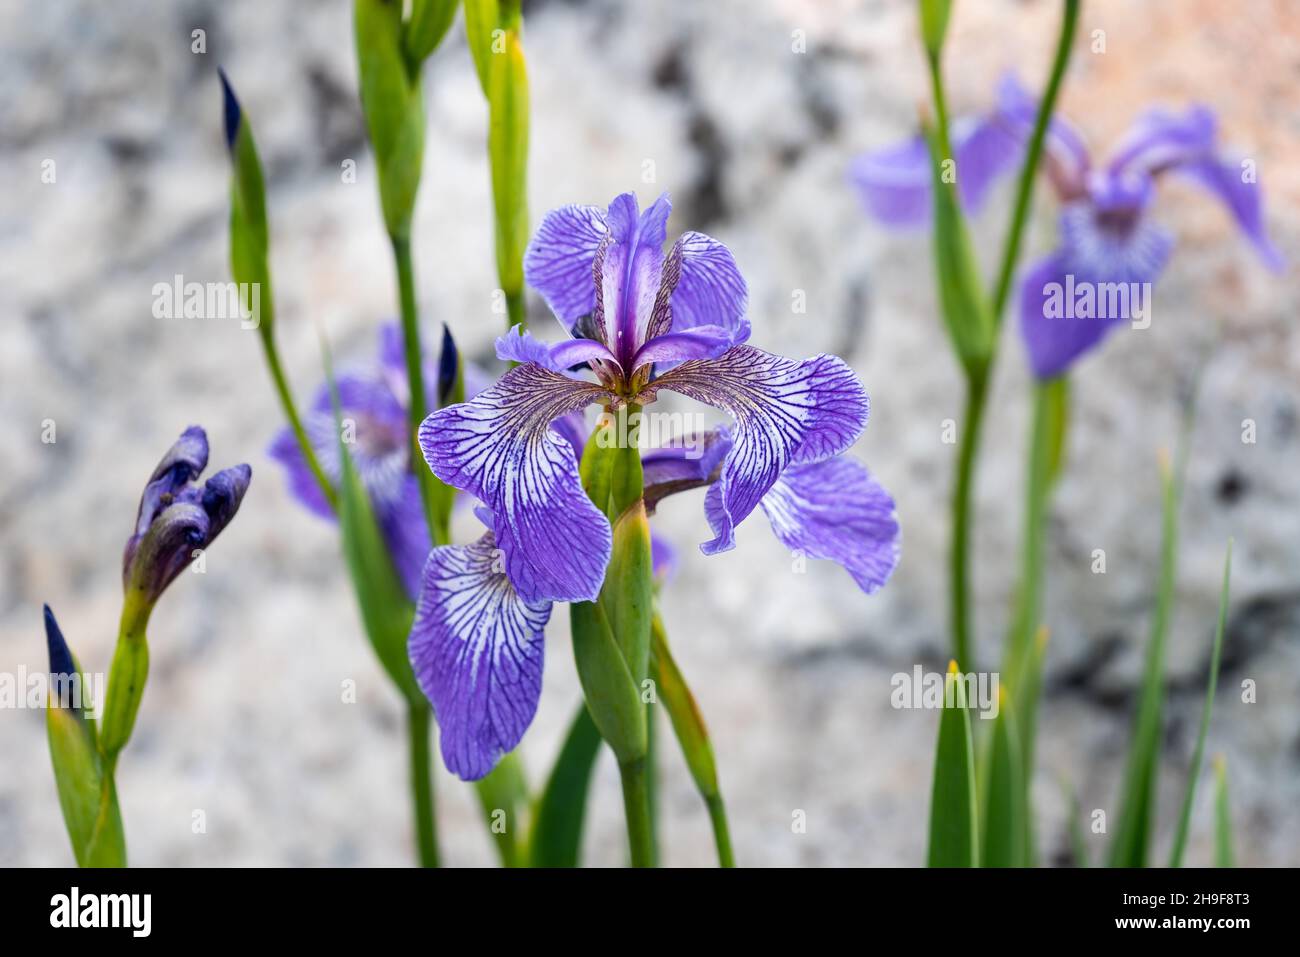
[602, 192, 672, 366]
[418, 363, 613, 603]
[758, 455, 900, 594]
[642, 427, 733, 512]
[523, 203, 608, 326]
[632, 325, 748, 368]
[409, 533, 551, 781]
[648, 345, 870, 554]
[669, 230, 749, 338]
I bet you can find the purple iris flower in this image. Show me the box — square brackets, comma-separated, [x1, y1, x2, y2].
[851, 74, 1283, 378]
[269, 324, 477, 599]
[123, 426, 252, 605]
[411, 191, 900, 780]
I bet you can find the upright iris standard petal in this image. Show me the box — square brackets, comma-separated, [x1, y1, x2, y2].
[647, 345, 870, 554]
[419, 363, 614, 603]
[669, 231, 749, 338]
[601, 192, 672, 365]
[522, 203, 608, 326]
[756, 455, 900, 594]
[409, 533, 552, 781]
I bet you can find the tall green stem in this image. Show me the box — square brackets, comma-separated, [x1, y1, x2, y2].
[618, 758, 654, 868]
[260, 328, 337, 511]
[991, 0, 1081, 324]
[950, 367, 988, 671]
[706, 795, 736, 868]
[407, 702, 439, 868]
[390, 233, 448, 546]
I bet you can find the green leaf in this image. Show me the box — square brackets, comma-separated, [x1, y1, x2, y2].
[923, 121, 994, 376]
[355, 0, 426, 238]
[404, 0, 460, 67]
[919, 0, 952, 60]
[474, 752, 528, 868]
[487, 19, 529, 311]
[1109, 452, 1184, 868]
[462, 0, 499, 94]
[1168, 540, 1232, 867]
[928, 661, 979, 867]
[224, 74, 273, 337]
[650, 611, 734, 867]
[527, 704, 603, 867]
[1060, 777, 1089, 868]
[48, 692, 124, 867]
[601, 501, 653, 685]
[570, 599, 645, 767]
[1213, 755, 1234, 867]
[980, 685, 1024, 867]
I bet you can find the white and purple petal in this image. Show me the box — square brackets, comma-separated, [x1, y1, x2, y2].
[669, 230, 749, 339]
[648, 345, 870, 554]
[523, 203, 608, 326]
[758, 455, 900, 594]
[419, 363, 613, 603]
[409, 533, 551, 782]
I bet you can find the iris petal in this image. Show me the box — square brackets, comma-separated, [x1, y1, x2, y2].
[757, 455, 900, 594]
[647, 345, 869, 554]
[419, 363, 613, 603]
[522, 203, 607, 327]
[409, 533, 551, 781]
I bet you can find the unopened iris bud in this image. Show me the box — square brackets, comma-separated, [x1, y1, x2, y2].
[122, 427, 251, 609]
[44, 604, 81, 715]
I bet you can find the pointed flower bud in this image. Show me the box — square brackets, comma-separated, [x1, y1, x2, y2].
[122, 427, 251, 607]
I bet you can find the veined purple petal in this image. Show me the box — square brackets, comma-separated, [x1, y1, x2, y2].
[641, 427, 733, 489]
[419, 364, 614, 603]
[409, 533, 551, 782]
[1018, 251, 1129, 379]
[523, 203, 608, 326]
[647, 345, 870, 554]
[758, 455, 900, 594]
[550, 412, 589, 465]
[496, 326, 621, 376]
[632, 324, 750, 368]
[669, 230, 749, 338]
[602, 192, 672, 364]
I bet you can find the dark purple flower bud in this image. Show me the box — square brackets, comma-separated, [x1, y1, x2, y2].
[218, 67, 241, 152]
[437, 322, 460, 407]
[122, 428, 251, 605]
[44, 604, 80, 713]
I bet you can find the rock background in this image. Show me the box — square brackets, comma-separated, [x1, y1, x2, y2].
[1, 0, 1296, 866]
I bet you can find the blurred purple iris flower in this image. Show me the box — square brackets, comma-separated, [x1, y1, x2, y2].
[269, 324, 478, 599]
[411, 191, 900, 780]
[123, 426, 251, 605]
[851, 74, 1282, 378]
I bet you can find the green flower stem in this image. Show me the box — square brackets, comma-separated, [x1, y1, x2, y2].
[98, 592, 153, 763]
[990, 0, 1081, 324]
[407, 701, 439, 868]
[617, 757, 654, 868]
[706, 795, 736, 869]
[260, 325, 338, 513]
[391, 233, 449, 546]
[949, 365, 988, 672]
